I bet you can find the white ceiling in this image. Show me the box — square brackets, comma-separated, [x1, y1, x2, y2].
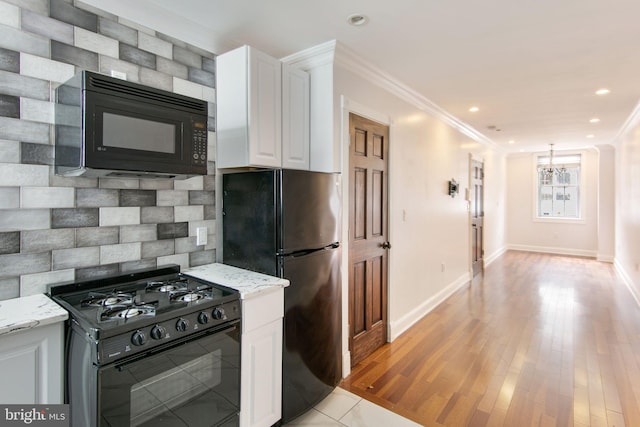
[141, 0, 640, 153]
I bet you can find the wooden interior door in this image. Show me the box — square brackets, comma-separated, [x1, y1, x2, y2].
[348, 113, 389, 367]
[471, 159, 484, 276]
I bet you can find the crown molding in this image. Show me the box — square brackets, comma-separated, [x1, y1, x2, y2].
[281, 40, 337, 69]
[334, 43, 497, 147]
[614, 100, 640, 145]
[282, 40, 497, 148]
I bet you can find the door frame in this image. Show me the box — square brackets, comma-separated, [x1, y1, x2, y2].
[340, 96, 392, 377]
[468, 154, 485, 277]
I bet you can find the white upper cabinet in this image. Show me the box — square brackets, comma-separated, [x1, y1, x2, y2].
[216, 45, 310, 170]
[282, 64, 310, 170]
[217, 46, 282, 168]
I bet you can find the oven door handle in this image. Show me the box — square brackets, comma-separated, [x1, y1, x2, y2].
[114, 320, 240, 371]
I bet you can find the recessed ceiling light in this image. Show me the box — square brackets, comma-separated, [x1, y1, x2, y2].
[589, 118, 600, 123]
[586, 134, 595, 139]
[469, 106, 479, 113]
[508, 140, 515, 144]
[595, 88, 610, 95]
[347, 14, 369, 26]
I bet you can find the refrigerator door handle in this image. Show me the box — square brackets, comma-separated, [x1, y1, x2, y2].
[282, 248, 323, 258]
[281, 242, 340, 258]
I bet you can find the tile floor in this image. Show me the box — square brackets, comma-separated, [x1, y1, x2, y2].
[284, 387, 421, 426]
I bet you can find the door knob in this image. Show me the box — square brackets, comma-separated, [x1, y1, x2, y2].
[380, 242, 391, 249]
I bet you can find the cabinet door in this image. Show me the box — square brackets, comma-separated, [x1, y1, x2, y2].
[216, 46, 249, 169]
[0, 323, 64, 404]
[248, 47, 282, 168]
[240, 319, 283, 427]
[282, 64, 310, 170]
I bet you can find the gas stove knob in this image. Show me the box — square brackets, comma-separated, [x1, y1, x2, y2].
[176, 318, 190, 332]
[131, 330, 147, 346]
[198, 311, 209, 324]
[212, 307, 225, 320]
[150, 325, 166, 340]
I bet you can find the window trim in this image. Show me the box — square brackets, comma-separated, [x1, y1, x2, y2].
[532, 149, 586, 224]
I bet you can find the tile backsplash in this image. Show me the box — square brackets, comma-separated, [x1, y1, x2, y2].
[0, 0, 217, 300]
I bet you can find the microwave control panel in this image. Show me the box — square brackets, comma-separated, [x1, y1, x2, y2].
[192, 121, 208, 165]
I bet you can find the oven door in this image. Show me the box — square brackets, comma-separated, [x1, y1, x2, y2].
[98, 323, 240, 427]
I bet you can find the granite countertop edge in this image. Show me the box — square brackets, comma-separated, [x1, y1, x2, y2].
[0, 263, 287, 337]
[0, 294, 69, 337]
[183, 262, 289, 299]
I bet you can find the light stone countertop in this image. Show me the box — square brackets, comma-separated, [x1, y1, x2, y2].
[184, 263, 289, 299]
[0, 264, 284, 337]
[0, 294, 68, 337]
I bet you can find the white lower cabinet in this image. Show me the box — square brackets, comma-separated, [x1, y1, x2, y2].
[0, 322, 64, 404]
[241, 288, 284, 427]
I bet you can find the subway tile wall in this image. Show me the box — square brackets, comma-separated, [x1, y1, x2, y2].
[0, 0, 217, 300]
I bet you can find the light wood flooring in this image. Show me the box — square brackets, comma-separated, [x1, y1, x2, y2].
[341, 251, 640, 426]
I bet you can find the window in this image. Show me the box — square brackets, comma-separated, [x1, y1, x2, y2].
[536, 153, 581, 218]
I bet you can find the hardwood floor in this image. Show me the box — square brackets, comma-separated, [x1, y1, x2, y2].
[340, 251, 640, 426]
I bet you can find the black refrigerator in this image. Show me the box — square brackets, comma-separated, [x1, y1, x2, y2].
[221, 169, 342, 423]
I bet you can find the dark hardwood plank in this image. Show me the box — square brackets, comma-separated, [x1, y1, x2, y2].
[341, 251, 640, 426]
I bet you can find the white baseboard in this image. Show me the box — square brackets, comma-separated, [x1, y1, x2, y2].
[484, 246, 507, 268]
[341, 351, 351, 378]
[614, 259, 640, 308]
[507, 244, 597, 258]
[388, 271, 470, 341]
[597, 254, 615, 263]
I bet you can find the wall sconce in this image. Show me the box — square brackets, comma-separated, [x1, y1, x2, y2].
[448, 179, 459, 198]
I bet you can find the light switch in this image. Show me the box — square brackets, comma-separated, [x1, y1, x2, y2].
[196, 227, 207, 246]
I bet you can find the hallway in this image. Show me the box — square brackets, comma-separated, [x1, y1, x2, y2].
[341, 251, 640, 426]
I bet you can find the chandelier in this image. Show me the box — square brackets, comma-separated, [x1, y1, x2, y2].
[541, 143, 566, 181]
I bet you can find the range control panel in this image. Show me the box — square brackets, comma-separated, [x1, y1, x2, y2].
[98, 299, 240, 364]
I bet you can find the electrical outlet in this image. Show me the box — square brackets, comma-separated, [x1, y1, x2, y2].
[196, 227, 207, 246]
[441, 262, 445, 272]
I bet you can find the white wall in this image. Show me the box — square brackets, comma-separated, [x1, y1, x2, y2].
[614, 108, 640, 305]
[332, 65, 506, 355]
[480, 149, 508, 264]
[505, 149, 599, 257]
[596, 145, 616, 262]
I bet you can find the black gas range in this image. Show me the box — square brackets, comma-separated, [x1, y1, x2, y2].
[49, 264, 241, 365]
[48, 265, 242, 427]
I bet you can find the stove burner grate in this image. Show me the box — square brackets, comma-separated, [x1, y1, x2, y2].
[82, 291, 134, 308]
[170, 289, 211, 303]
[146, 277, 189, 293]
[100, 304, 156, 321]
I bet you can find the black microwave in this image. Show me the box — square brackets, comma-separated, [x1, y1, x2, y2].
[55, 71, 208, 179]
